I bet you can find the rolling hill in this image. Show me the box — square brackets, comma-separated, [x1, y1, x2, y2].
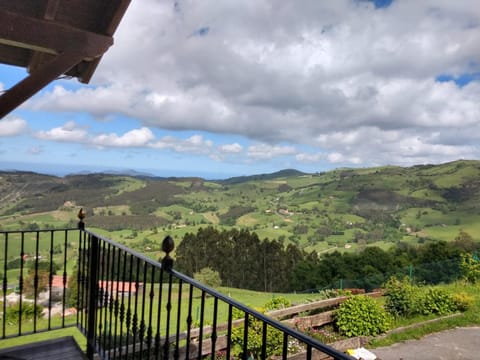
[1, 160, 479, 254]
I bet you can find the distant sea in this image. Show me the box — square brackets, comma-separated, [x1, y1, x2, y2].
[0, 161, 237, 180]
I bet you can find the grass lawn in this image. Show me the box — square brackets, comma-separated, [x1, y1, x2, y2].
[0, 325, 85, 350]
[1, 281, 479, 356]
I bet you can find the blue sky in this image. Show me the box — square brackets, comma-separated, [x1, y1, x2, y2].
[1, 0, 479, 179]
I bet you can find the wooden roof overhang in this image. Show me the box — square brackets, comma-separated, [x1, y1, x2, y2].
[0, 0, 131, 118]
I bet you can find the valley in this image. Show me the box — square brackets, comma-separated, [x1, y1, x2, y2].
[1, 160, 480, 260]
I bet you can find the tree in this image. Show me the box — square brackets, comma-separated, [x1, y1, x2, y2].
[23, 270, 49, 298]
[194, 267, 222, 288]
[453, 231, 476, 252]
[459, 253, 480, 283]
[23, 260, 59, 298]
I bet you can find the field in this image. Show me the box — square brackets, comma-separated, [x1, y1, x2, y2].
[1, 161, 480, 256]
[1, 161, 480, 356]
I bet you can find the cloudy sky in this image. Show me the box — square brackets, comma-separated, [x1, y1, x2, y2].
[1, 0, 480, 178]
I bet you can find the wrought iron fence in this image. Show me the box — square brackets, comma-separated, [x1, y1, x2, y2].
[0, 229, 78, 338]
[1, 225, 353, 360]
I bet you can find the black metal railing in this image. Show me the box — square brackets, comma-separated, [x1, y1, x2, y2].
[0, 229, 78, 339]
[1, 225, 353, 360]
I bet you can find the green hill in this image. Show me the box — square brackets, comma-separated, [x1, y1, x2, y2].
[1, 160, 480, 253]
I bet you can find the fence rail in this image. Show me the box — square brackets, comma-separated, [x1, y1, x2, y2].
[1, 226, 353, 359]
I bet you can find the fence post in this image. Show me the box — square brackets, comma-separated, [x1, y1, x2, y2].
[86, 234, 100, 359]
[161, 236, 175, 271]
[78, 208, 86, 230]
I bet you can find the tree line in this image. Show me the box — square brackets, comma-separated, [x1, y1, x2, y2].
[175, 227, 480, 292]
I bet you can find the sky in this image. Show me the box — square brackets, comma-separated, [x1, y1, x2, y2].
[1, 0, 480, 179]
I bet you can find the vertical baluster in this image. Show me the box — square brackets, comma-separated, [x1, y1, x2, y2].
[306, 344, 312, 360]
[226, 305, 233, 360]
[81, 230, 89, 333]
[33, 231, 40, 333]
[112, 247, 122, 360]
[282, 332, 288, 360]
[62, 229, 69, 327]
[2, 232, 8, 339]
[48, 230, 54, 330]
[174, 279, 183, 359]
[101, 242, 111, 357]
[197, 290, 206, 360]
[118, 250, 128, 359]
[210, 297, 218, 359]
[261, 322, 267, 360]
[163, 272, 174, 359]
[131, 257, 141, 359]
[138, 261, 148, 360]
[107, 244, 116, 359]
[124, 253, 134, 359]
[146, 265, 156, 359]
[77, 229, 84, 331]
[154, 268, 164, 360]
[243, 313, 249, 360]
[18, 232, 25, 336]
[185, 284, 194, 359]
[97, 240, 106, 356]
[86, 234, 100, 360]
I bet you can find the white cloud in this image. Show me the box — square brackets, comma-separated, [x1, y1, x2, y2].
[26, 0, 480, 168]
[219, 143, 243, 153]
[36, 121, 88, 142]
[0, 117, 28, 137]
[327, 152, 362, 165]
[247, 144, 297, 160]
[296, 153, 324, 163]
[150, 134, 213, 155]
[92, 127, 154, 148]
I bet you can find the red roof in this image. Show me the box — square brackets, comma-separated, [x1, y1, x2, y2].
[98, 281, 143, 294]
[51, 275, 68, 289]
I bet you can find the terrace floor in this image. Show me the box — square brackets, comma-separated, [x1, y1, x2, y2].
[0, 336, 86, 360]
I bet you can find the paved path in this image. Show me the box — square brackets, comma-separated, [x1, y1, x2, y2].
[371, 327, 480, 360]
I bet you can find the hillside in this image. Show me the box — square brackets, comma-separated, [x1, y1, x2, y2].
[1, 160, 480, 254]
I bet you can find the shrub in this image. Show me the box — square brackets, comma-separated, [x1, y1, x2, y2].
[452, 292, 475, 312]
[193, 267, 222, 288]
[335, 295, 390, 337]
[231, 309, 285, 358]
[459, 253, 480, 284]
[231, 306, 245, 320]
[419, 288, 456, 315]
[4, 303, 44, 325]
[264, 297, 291, 311]
[384, 277, 419, 317]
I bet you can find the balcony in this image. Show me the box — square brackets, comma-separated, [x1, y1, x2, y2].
[0, 221, 353, 360]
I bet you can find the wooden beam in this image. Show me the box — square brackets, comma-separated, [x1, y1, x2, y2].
[28, 0, 62, 74]
[0, 51, 83, 118]
[42, 0, 61, 21]
[78, 0, 131, 83]
[0, 9, 113, 58]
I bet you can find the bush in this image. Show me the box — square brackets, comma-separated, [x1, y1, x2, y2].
[264, 297, 291, 311]
[4, 303, 44, 325]
[193, 267, 222, 288]
[452, 292, 475, 312]
[384, 277, 419, 317]
[459, 253, 480, 283]
[385, 277, 464, 318]
[419, 288, 456, 315]
[231, 313, 284, 358]
[335, 295, 390, 337]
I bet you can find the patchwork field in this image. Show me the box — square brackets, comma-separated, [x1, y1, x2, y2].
[1, 160, 479, 253]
